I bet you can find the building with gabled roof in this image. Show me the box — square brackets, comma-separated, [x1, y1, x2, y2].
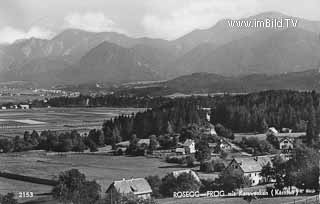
[182, 139, 196, 154]
[226, 156, 273, 186]
[279, 137, 294, 153]
[106, 178, 152, 200]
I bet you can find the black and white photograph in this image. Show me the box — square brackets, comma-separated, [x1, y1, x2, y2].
[0, 0, 320, 204]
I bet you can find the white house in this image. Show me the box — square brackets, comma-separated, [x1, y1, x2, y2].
[226, 156, 273, 186]
[1, 106, 6, 110]
[279, 137, 294, 152]
[106, 178, 152, 201]
[182, 139, 196, 154]
[20, 104, 30, 109]
[175, 147, 186, 155]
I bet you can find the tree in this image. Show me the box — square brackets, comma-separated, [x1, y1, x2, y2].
[160, 172, 201, 197]
[86, 139, 98, 152]
[216, 169, 251, 193]
[145, 175, 162, 198]
[0, 193, 18, 204]
[306, 105, 317, 145]
[215, 124, 234, 140]
[195, 140, 211, 163]
[0, 139, 13, 153]
[186, 155, 196, 167]
[88, 129, 104, 147]
[260, 162, 275, 183]
[52, 169, 101, 204]
[148, 135, 159, 152]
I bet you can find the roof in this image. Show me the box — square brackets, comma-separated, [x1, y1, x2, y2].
[277, 132, 305, 138]
[255, 156, 273, 168]
[107, 178, 152, 195]
[232, 156, 273, 173]
[116, 139, 150, 147]
[138, 139, 150, 146]
[116, 141, 130, 147]
[175, 148, 185, 153]
[233, 157, 262, 173]
[183, 139, 194, 147]
[279, 137, 293, 143]
[268, 127, 279, 134]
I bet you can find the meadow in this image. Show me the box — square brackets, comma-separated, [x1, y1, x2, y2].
[0, 152, 187, 195]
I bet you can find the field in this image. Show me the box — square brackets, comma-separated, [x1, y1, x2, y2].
[0, 107, 145, 138]
[0, 152, 188, 196]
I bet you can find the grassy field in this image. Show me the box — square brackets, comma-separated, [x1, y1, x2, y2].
[0, 107, 145, 138]
[0, 152, 188, 195]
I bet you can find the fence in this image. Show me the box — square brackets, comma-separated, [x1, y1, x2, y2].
[282, 195, 319, 204]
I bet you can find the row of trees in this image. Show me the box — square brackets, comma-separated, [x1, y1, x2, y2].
[0, 129, 106, 153]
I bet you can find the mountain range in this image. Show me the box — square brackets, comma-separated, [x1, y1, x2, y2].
[0, 11, 320, 88]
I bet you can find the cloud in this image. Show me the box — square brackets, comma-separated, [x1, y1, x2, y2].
[64, 12, 125, 33]
[142, 0, 258, 39]
[0, 26, 54, 44]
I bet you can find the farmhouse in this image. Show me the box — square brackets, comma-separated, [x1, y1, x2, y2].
[19, 104, 30, 109]
[175, 147, 186, 155]
[203, 123, 217, 136]
[182, 139, 196, 154]
[279, 137, 294, 152]
[106, 178, 152, 200]
[226, 156, 273, 186]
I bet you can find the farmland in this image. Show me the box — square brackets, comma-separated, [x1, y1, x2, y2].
[0, 107, 146, 138]
[0, 151, 188, 196]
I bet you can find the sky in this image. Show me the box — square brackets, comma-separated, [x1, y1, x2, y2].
[0, 0, 320, 44]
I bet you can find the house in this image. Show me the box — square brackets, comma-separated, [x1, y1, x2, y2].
[1, 106, 6, 110]
[182, 139, 196, 154]
[266, 127, 279, 136]
[19, 104, 30, 109]
[106, 178, 152, 201]
[281, 128, 292, 133]
[203, 124, 217, 136]
[175, 147, 186, 155]
[172, 169, 201, 183]
[217, 139, 232, 151]
[210, 139, 232, 153]
[279, 137, 294, 152]
[226, 156, 273, 186]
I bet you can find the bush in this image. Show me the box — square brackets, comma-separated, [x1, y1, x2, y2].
[200, 159, 225, 173]
[200, 160, 214, 173]
[145, 175, 162, 198]
[0, 193, 18, 204]
[186, 155, 196, 167]
[160, 172, 201, 197]
[165, 156, 186, 164]
[215, 124, 234, 140]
